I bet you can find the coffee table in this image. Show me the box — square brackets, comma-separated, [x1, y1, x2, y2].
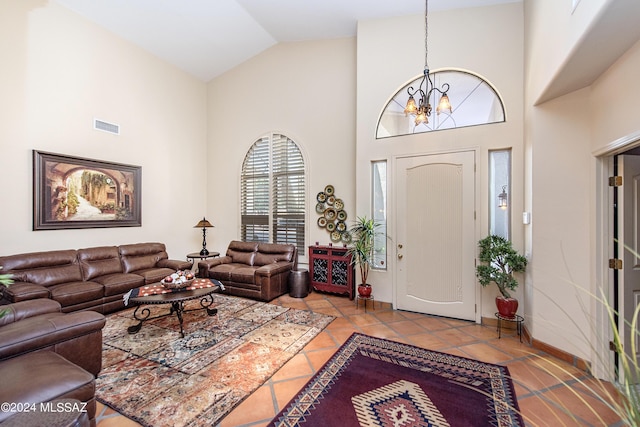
[127, 281, 221, 338]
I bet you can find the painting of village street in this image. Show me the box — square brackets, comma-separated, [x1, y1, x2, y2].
[33, 151, 141, 230]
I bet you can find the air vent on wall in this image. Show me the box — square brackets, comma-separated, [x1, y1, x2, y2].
[94, 118, 120, 135]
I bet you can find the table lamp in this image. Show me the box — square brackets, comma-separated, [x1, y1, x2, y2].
[194, 217, 214, 255]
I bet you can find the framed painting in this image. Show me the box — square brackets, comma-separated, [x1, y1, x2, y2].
[33, 150, 142, 230]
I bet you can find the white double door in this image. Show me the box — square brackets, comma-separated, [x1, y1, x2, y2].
[395, 151, 477, 321]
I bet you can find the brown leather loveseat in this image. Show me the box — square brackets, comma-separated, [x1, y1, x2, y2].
[0, 242, 191, 314]
[198, 241, 297, 301]
[0, 298, 106, 425]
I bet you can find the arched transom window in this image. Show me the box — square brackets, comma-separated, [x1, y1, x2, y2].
[376, 69, 505, 139]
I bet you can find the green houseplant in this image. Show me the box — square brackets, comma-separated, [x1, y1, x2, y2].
[0, 267, 13, 318]
[476, 235, 527, 318]
[346, 216, 384, 297]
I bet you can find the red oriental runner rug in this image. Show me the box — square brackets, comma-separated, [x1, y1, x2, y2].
[270, 333, 524, 427]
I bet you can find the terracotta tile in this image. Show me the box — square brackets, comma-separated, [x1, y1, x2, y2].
[541, 383, 622, 425]
[303, 330, 339, 351]
[359, 323, 400, 339]
[405, 332, 450, 350]
[412, 316, 452, 331]
[324, 316, 352, 330]
[272, 376, 313, 411]
[457, 342, 513, 364]
[219, 384, 275, 427]
[271, 352, 314, 382]
[306, 348, 337, 371]
[458, 324, 500, 340]
[372, 310, 408, 323]
[349, 312, 382, 327]
[96, 415, 143, 427]
[431, 327, 477, 346]
[517, 394, 585, 426]
[387, 319, 427, 335]
[506, 359, 566, 391]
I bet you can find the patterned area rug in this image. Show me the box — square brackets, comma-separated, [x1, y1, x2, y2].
[270, 333, 524, 427]
[95, 294, 334, 427]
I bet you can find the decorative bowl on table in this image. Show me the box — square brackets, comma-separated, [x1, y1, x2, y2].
[161, 270, 195, 290]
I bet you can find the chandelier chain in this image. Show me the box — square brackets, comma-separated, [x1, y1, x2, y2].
[424, 0, 429, 70]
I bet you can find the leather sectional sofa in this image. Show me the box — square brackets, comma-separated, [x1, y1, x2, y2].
[0, 242, 191, 314]
[0, 298, 106, 425]
[198, 240, 297, 301]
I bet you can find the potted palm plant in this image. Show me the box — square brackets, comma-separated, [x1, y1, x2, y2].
[476, 235, 527, 318]
[346, 216, 384, 297]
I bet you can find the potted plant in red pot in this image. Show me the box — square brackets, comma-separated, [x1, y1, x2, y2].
[476, 235, 527, 318]
[346, 216, 384, 298]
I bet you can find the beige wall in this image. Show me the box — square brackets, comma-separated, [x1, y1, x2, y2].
[356, 4, 525, 310]
[0, 1, 207, 258]
[525, 0, 640, 364]
[206, 38, 357, 263]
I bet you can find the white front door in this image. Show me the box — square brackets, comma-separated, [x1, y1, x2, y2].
[395, 151, 477, 321]
[619, 154, 640, 378]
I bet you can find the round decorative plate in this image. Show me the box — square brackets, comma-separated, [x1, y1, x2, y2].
[337, 210, 347, 221]
[331, 231, 342, 242]
[317, 217, 327, 227]
[341, 231, 352, 243]
[324, 208, 337, 220]
[324, 185, 335, 196]
[334, 199, 344, 210]
[336, 221, 346, 232]
[326, 195, 336, 206]
[326, 221, 336, 232]
[317, 192, 327, 203]
[315, 202, 326, 214]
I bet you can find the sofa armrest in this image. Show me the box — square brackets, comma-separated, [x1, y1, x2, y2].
[0, 299, 62, 327]
[157, 258, 192, 271]
[197, 256, 231, 278]
[255, 261, 293, 277]
[0, 310, 106, 375]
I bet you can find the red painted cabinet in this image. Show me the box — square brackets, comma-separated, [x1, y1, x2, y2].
[308, 245, 355, 300]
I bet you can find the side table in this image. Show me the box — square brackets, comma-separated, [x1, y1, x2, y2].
[495, 313, 524, 342]
[355, 294, 375, 313]
[186, 252, 220, 273]
[289, 269, 310, 298]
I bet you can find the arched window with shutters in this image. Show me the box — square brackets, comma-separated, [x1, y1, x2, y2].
[240, 133, 306, 249]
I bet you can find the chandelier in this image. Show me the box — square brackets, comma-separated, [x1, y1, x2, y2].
[404, 0, 452, 126]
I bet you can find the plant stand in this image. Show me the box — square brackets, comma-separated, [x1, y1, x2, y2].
[356, 294, 375, 313]
[495, 313, 524, 342]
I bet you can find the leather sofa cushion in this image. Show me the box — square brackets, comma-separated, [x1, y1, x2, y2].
[230, 266, 258, 284]
[48, 282, 104, 308]
[132, 267, 175, 285]
[0, 250, 82, 287]
[119, 243, 168, 273]
[0, 351, 95, 423]
[254, 252, 292, 266]
[77, 246, 123, 280]
[1, 282, 50, 303]
[93, 273, 144, 296]
[228, 250, 255, 266]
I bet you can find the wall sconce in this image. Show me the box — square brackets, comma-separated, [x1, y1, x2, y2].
[498, 186, 508, 210]
[194, 217, 214, 255]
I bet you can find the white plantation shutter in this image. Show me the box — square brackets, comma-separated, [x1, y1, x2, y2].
[241, 133, 305, 248]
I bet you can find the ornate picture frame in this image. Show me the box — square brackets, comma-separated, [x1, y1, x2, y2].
[33, 150, 142, 230]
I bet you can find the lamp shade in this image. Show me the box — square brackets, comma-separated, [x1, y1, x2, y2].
[194, 217, 214, 228]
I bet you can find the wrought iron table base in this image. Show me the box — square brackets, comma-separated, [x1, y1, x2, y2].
[127, 293, 218, 338]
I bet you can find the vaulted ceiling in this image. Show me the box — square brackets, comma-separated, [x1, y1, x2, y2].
[54, 0, 520, 82]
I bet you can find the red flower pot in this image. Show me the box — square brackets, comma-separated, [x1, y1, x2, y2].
[358, 284, 372, 298]
[496, 296, 518, 318]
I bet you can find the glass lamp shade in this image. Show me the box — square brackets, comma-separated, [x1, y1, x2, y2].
[404, 95, 418, 115]
[414, 107, 429, 126]
[436, 93, 452, 115]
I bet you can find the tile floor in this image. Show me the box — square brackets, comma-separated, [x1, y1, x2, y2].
[95, 291, 624, 427]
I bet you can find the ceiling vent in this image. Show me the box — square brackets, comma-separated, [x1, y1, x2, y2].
[94, 118, 120, 135]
